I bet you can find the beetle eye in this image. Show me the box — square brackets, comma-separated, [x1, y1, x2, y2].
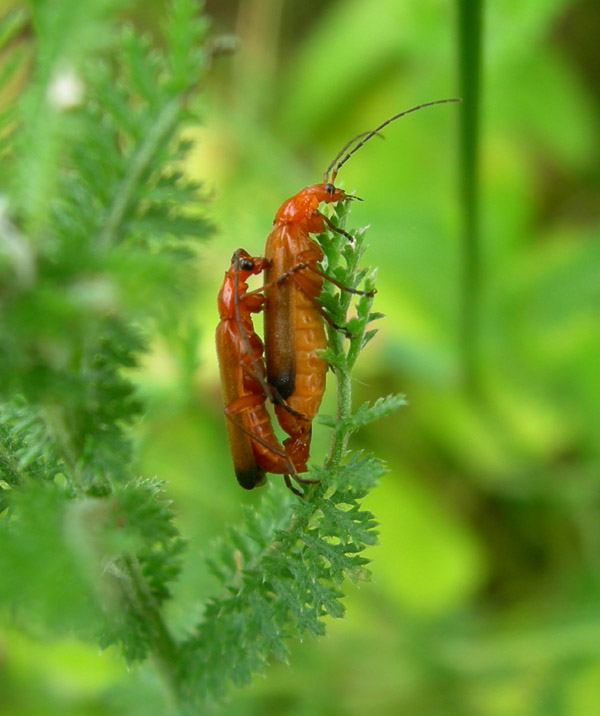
[240, 258, 254, 271]
[324, 183, 335, 195]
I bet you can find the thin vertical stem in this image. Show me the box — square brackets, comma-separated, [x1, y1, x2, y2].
[234, 0, 284, 117]
[457, 0, 483, 397]
[120, 554, 184, 708]
[96, 97, 180, 249]
[325, 339, 351, 470]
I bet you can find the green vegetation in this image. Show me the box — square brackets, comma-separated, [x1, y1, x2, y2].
[2, 0, 600, 714]
[1, 0, 400, 711]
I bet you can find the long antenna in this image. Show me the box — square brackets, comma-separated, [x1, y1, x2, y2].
[322, 131, 382, 183]
[327, 97, 461, 182]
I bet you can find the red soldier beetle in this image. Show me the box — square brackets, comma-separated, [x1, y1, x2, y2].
[216, 248, 316, 496]
[264, 98, 461, 449]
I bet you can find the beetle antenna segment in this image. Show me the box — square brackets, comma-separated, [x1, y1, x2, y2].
[322, 131, 384, 183]
[328, 97, 462, 182]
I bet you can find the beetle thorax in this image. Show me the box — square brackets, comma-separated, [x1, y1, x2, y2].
[273, 183, 346, 227]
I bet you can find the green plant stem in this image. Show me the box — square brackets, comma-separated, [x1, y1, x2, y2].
[326, 347, 351, 470]
[325, 229, 375, 470]
[42, 404, 83, 490]
[121, 554, 184, 706]
[96, 96, 180, 249]
[42, 406, 183, 706]
[457, 0, 483, 397]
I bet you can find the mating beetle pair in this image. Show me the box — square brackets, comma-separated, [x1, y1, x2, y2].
[216, 99, 460, 495]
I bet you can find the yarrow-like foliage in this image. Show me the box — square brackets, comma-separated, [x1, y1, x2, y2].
[0, 1, 404, 710]
[0, 0, 210, 671]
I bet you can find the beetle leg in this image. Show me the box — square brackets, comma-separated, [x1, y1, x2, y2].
[284, 474, 304, 497]
[284, 472, 320, 498]
[305, 263, 376, 297]
[238, 361, 310, 422]
[226, 413, 301, 480]
[288, 272, 353, 338]
[319, 212, 355, 242]
[272, 244, 375, 297]
[224, 393, 266, 415]
[294, 247, 376, 298]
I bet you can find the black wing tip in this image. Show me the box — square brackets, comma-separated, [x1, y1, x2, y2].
[236, 466, 267, 490]
[268, 368, 295, 400]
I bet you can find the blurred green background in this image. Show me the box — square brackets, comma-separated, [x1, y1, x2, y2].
[3, 0, 600, 714]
